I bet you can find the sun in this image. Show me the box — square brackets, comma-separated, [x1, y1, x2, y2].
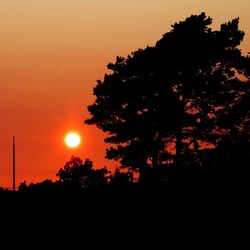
[65, 132, 81, 148]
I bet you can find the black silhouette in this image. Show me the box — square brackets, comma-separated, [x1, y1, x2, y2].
[56, 156, 109, 191]
[1, 14, 249, 245]
[0, 13, 249, 198]
[85, 13, 250, 185]
[109, 168, 134, 191]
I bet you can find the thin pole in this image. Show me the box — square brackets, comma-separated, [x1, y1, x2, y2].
[13, 136, 15, 192]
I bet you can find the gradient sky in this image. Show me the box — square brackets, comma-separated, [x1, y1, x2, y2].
[0, 0, 249, 188]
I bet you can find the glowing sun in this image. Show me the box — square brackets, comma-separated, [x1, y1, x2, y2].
[65, 133, 81, 148]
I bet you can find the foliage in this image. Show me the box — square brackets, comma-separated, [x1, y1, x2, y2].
[85, 13, 250, 180]
[56, 156, 109, 190]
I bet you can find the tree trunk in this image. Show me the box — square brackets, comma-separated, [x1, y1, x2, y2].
[175, 128, 183, 169]
[138, 158, 148, 185]
[152, 132, 160, 168]
[176, 94, 185, 169]
[152, 150, 158, 169]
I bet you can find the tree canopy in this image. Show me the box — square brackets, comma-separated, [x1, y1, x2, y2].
[56, 157, 109, 190]
[86, 13, 249, 181]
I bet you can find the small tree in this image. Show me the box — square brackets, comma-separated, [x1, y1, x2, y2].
[56, 157, 109, 190]
[18, 181, 28, 192]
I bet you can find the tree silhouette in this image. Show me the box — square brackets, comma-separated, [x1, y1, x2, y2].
[85, 13, 250, 181]
[109, 168, 134, 191]
[18, 181, 28, 192]
[154, 14, 249, 170]
[56, 156, 109, 190]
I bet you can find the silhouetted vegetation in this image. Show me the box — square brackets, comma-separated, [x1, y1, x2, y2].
[0, 13, 249, 197]
[85, 12, 249, 188]
[56, 157, 109, 191]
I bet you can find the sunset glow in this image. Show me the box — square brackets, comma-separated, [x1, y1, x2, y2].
[0, 0, 249, 188]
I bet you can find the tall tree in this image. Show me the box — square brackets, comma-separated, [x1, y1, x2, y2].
[85, 13, 250, 179]
[154, 13, 249, 167]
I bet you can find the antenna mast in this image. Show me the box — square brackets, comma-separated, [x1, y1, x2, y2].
[13, 136, 16, 192]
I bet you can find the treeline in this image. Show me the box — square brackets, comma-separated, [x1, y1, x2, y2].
[17, 157, 133, 194]
[17, 138, 249, 194]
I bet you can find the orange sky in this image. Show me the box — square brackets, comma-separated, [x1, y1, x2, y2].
[0, 0, 249, 188]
